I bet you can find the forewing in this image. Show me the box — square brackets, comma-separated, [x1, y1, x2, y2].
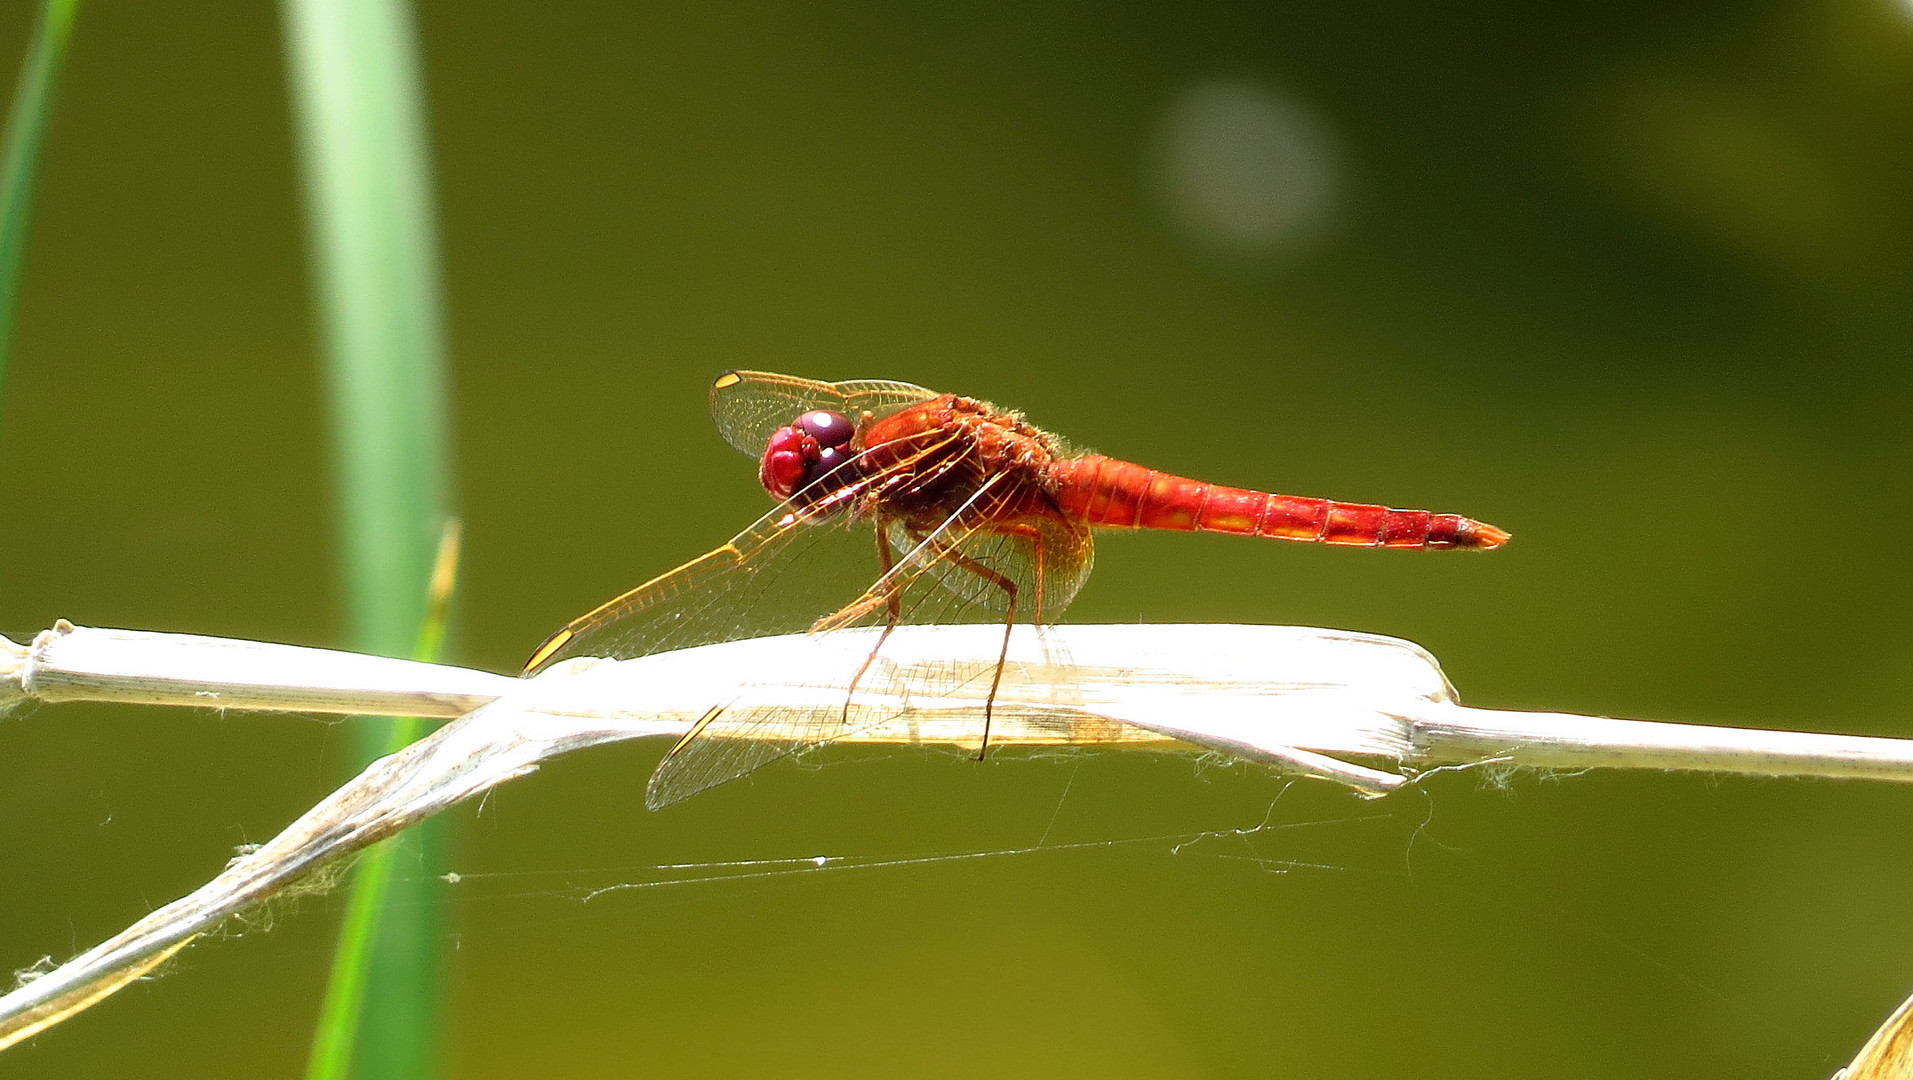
[708, 370, 938, 458]
[525, 488, 891, 675]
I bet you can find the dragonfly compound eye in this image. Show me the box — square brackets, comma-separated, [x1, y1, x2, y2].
[812, 444, 854, 480]
[760, 420, 861, 500]
[794, 410, 855, 449]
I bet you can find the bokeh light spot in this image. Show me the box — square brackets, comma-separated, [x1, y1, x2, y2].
[1153, 78, 1337, 260]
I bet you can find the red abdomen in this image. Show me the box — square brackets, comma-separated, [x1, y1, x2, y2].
[1047, 455, 1509, 550]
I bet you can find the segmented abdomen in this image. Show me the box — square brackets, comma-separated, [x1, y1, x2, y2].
[1047, 455, 1509, 550]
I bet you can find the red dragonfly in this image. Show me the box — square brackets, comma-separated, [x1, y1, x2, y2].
[527, 370, 1508, 807]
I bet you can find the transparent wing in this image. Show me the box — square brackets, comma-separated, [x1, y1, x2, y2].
[525, 423, 980, 674]
[523, 457, 932, 674]
[708, 369, 939, 458]
[642, 476, 1096, 808]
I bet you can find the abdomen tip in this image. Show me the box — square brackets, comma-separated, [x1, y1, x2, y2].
[1465, 520, 1512, 549]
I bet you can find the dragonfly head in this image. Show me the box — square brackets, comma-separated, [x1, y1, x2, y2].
[759, 409, 858, 500]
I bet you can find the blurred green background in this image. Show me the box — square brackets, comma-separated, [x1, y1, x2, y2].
[3, 2, 1911, 1076]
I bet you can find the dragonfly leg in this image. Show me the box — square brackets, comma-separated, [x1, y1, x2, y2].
[841, 519, 905, 725]
[918, 535, 1019, 761]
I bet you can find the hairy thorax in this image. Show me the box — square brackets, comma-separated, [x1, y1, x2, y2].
[851, 394, 1062, 523]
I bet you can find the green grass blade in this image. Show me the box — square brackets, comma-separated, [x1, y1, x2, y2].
[307, 523, 460, 1080]
[0, 0, 80, 433]
[282, 2, 454, 1077]
[305, 840, 406, 1080]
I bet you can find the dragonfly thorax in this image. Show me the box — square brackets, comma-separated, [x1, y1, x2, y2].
[851, 395, 1065, 517]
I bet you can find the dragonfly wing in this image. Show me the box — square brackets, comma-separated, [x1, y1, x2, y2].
[709, 370, 938, 458]
[525, 422, 982, 676]
[642, 698, 886, 810]
[525, 487, 892, 674]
